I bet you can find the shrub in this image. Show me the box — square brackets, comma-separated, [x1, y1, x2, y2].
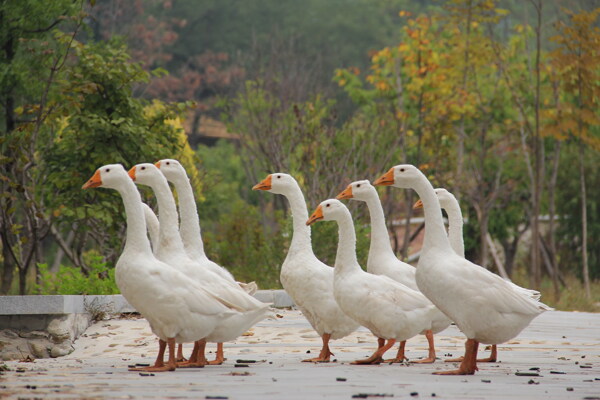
[34, 256, 119, 295]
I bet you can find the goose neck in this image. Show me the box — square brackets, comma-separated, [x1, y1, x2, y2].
[171, 176, 206, 258]
[116, 181, 152, 254]
[333, 209, 361, 275]
[283, 185, 312, 252]
[149, 178, 186, 255]
[364, 194, 395, 258]
[413, 180, 454, 254]
[445, 204, 465, 258]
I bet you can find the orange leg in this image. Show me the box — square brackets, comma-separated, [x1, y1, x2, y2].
[434, 338, 479, 375]
[412, 330, 436, 364]
[130, 338, 177, 372]
[445, 343, 497, 363]
[303, 333, 334, 363]
[384, 340, 407, 363]
[176, 343, 187, 362]
[177, 340, 207, 368]
[477, 344, 497, 362]
[352, 338, 396, 365]
[130, 338, 165, 371]
[208, 343, 226, 365]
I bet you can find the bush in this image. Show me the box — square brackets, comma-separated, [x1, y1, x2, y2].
[203, 200, 286, 289]
[34, 256, 119, 295]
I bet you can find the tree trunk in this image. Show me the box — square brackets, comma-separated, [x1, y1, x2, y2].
[486, 232, 510, 280]
[579, 141, 590, 299]
[479, 211, 489, 269]
[18, 265, 27, 295]
[548, 141, 561, 300]
[0, 10, 17, 295]
[1, 238, 15, 294]
[500, 235, 520, 278]
[530, 0, 544, 290]
[455, 0, 473, 202]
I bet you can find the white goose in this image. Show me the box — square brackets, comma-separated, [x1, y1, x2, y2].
[307, 199, 439, 364]
[155, 159, 257, 295]
[337, 180, 451, 363]
[414, 187, 542, 363]
[130, 163, 270, 366]
[253, 173, 359, 362]
[374, 165, 553, 375]
[82, 164, 237, 372]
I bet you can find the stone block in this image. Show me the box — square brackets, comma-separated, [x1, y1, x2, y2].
[19, 330, 49, 340]
[50, 342, 73, 358]
[253, 291, 274, 304]
[29, 341, 49, 358]
[47, 315, 72, 343]
[272, 290, 294, 308]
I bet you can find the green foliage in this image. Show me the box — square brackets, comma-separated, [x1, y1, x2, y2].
[202, 200, 285, 289]
[196, 140, 248, 217]
[34, 256, 118, 295]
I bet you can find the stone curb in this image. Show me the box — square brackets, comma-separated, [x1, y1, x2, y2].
[0, 290, 294, 316]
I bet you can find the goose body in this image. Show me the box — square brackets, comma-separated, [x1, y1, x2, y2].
[416, 187, 541, 363]
[307, 199, 439, 364]
[375, 165, 553, 374]
[82, 164, 237, 372]
[253, 173, 359, 362]
[130, 163, 270, 365]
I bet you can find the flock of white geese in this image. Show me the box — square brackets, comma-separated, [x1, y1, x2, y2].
[82, 161, 552, 375]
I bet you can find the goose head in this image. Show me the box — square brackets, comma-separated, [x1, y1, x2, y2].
[155, 159, 186, 183]
[82, 164, 129, 190]
[336, 180, 375, 202]
[373, 164, 423, 189]
[252, 173, 296, 195]
[306, 199, 347, 225]
[128, 163, 165, 187]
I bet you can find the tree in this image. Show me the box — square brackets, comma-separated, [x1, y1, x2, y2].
[548, 8, 600, 298]
[0, 0, 86, 294]
[0, 1, 192, 294]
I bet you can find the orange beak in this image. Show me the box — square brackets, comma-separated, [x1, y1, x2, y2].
[336, 185, 354, 200]
[413, 199, 424, 210]
[252, 175, 272, 191]
[82, 169, 102, 189]
[154, 161, 161, 169]
[373, 168, 395, 186]
[306, 205, 324, 226]
[128, 166, 137, 181]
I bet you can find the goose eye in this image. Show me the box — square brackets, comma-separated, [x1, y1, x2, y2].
[400, 168, 405, 172]
[277, 175, 281, 179]
[326, 204, 330, 207]
[166, 162, 170, 165]
[357, 184, 361, 188]
[141, 166, 146, 170]
[105, 168, 110, 172]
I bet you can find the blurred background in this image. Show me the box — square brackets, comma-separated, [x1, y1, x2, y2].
[0, 0, 598, 311]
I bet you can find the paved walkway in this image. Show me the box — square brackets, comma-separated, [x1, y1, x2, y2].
[1, 310, 599, 399]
